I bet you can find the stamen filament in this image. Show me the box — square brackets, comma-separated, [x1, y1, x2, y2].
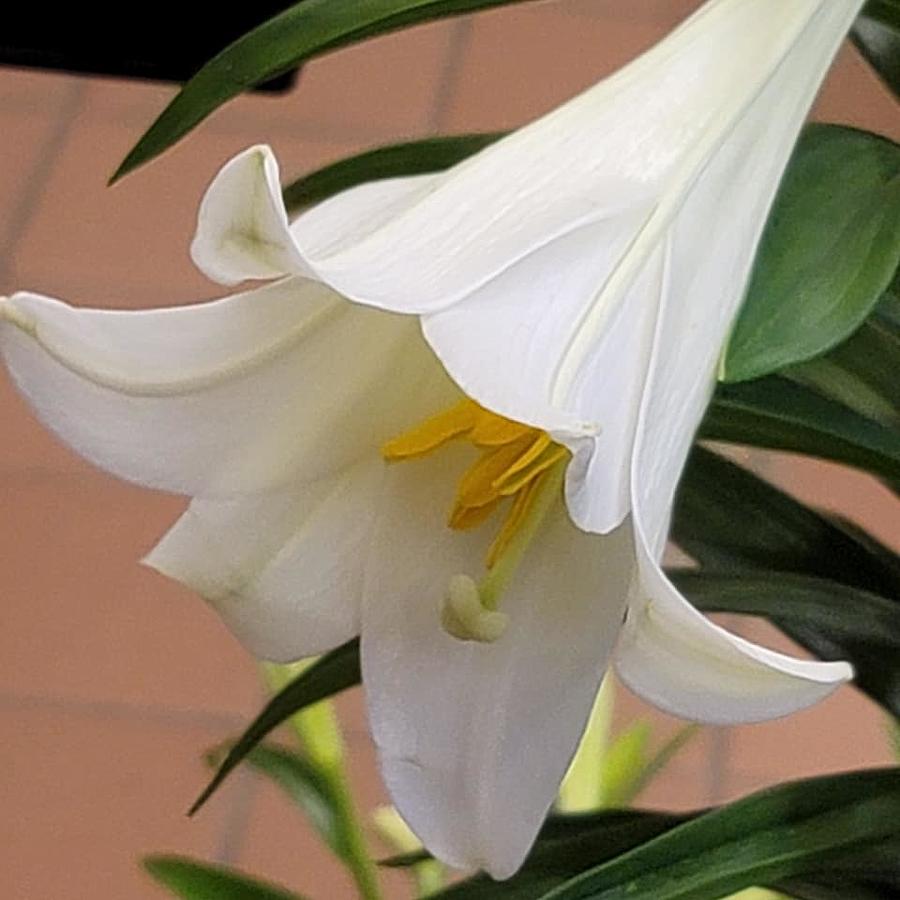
[479, 457, 567, 611]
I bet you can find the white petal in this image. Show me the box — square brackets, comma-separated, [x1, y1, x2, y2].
[423, 230, 664, 534]
[630, 0, 865, 556]
[0, 283, 451, 498]
[304, 2, 857, 537]
[191, 142, 436, 287]
[612, 1, 860, 726]
[273, 1, 848, 315]
[191, 145, 314, 285]
[614, 538, 852, 725]
[361, 449, 634, 877]
[193, 4, 835, 315]
[145, 456, 385, 661]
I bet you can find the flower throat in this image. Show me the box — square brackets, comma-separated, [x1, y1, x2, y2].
[382, 399, 569, 642]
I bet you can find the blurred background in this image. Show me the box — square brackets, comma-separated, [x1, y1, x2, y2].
[1, 1, 898, 897]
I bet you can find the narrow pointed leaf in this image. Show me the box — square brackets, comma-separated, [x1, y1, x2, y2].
[143, 856, 304, 900]
[675, 571, 900, 718]
[724, 125, 900, 381]
[785, 307, 900, 428]
[190, 638, 360, 815]
[428, 811, 690, 900]
[535, 769, 900, 900]
[283, 133, 505, 212]
[703, 375, 900, 482]
[674, 446, 900, 598]
[779, 876, 899, 900]
[863, 0, 900, 32]
[853, 14, 900, 97]
[114, 0, 540, 180]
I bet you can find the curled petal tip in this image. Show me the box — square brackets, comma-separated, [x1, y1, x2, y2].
[191, 143, 305, 286]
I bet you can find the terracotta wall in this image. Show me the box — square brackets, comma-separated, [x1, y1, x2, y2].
[1, 2, 898, 897]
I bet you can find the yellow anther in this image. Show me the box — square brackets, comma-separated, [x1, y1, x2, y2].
[454, 436, 534, 510]
[493, 432, 552, 485]
[470, 410, 532, 447]
[440, 574, 510, 643]
[383, 398, 570, 569]
[381, 399, 477, 460]
[493, 443, 568, 497]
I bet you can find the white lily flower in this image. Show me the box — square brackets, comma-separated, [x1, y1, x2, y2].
[0, 0, 860, 878]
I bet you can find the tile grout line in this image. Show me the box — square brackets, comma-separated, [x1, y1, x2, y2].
[427, 17, 476, 134]
[0, 79, 88, 289]
[0, 689, 245, 732]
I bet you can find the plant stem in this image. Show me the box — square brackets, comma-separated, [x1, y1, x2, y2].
[264, 663, 383, 900]
[558, 675, 615, 812]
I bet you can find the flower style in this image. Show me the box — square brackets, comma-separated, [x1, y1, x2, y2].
[0, 0, 862, 879]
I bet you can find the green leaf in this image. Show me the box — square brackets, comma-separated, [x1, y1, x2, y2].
[114, 0, 540, 180]
[190, 638, 360, 815]
[535, 769, 900, 900]
[779, 838, 900, 899]
[283, 133, 505, 212]
[428, 811, 689, 900]
[210, 743, 346, 861]
[702, 374, 900, 483]
[784, 303, 900, 429]
[723, 125, 900, 382]
[779, 875, 900, 900]
[143, 856, 304, 900]
[675, 571, 900, 719]
[853, 14, 900, 98]
[673, 446, 900, 598]
[864, 0, 900, 32]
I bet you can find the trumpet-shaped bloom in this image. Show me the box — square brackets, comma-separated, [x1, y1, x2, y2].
[0, 0, 861, 879]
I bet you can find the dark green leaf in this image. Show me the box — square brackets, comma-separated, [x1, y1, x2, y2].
[675, 570, 900, 719]
[853, 14, 900, 98]
[784, 303, 900, 429]
[143, 856, 303, 900]
[114, 0, 540, 180]
[780, 876, 899, 900]
[780, 837, 900, 899]
[284, 133, 505, 212]
[534, 769, 900, 900]
[210, 743, 346, 861]
[724, 125, 900, 381]
[703, 374, 900, 483]
[190, 638, 360, 815]
[674, 446, 900, 598]
[427, 811, 689, 900]
[863, 0, 900, 32]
